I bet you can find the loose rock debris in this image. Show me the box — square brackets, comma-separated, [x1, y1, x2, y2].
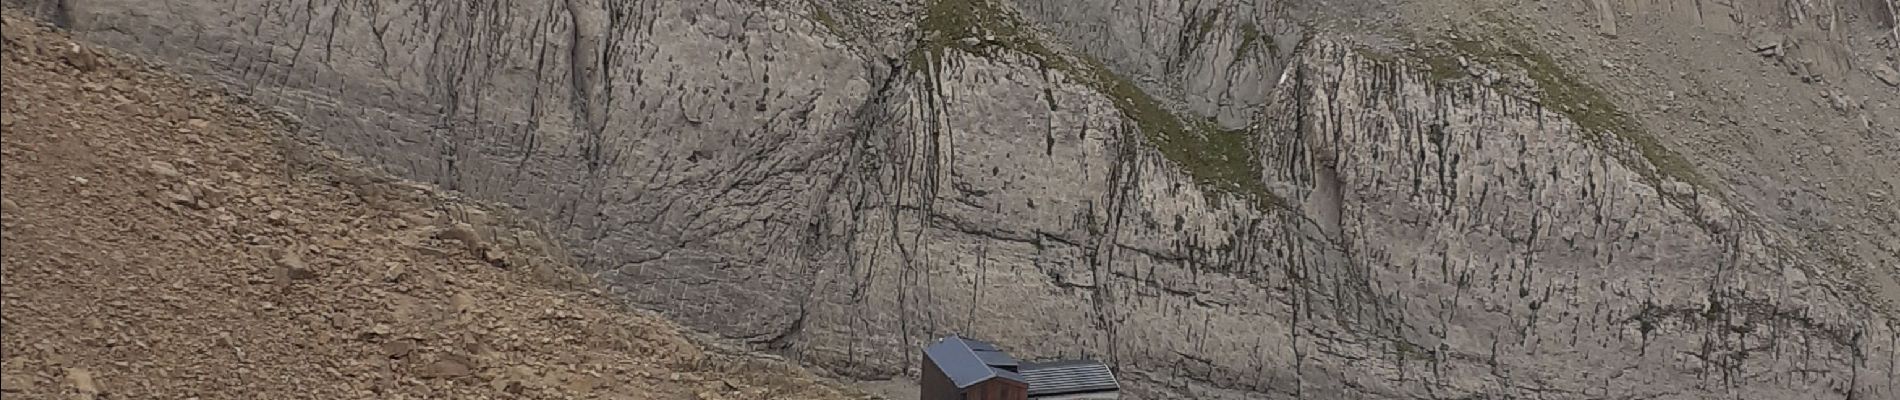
[1, 13, 869, 400]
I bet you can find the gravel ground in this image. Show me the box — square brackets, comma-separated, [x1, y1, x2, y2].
[0, 13, 872, 400]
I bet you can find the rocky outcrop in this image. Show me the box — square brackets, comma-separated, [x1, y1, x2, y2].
[17, 0, 1896, 398]
[30, 0, 877, 342]
[0, 17, 866, 398]
[1011, 0, 1303, 129]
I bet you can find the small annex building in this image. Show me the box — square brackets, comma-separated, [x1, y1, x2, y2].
[919, 335, 1120, 400]
[920, 335, 1028, 400]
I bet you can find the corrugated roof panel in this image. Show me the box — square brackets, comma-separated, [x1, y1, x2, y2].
[1021, 360, 1099, 370]
[1022, 360, 1119, 396]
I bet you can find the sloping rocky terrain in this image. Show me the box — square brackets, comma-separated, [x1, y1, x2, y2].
[0, 14, 868, 399]
[4, 0, 1897, 399]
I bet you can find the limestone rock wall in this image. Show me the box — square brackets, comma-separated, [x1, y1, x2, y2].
[15, 0, 1896, 398]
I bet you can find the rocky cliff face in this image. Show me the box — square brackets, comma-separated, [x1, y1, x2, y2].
[15, 0, 1897, 398]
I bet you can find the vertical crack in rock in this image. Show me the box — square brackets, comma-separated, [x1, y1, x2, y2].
[33, 0, 1898, 398]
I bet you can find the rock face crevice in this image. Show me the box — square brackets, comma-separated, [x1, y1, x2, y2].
[15, 0, 1896, 398]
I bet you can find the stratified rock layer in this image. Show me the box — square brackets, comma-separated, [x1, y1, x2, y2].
[14, 0, 1895, 398]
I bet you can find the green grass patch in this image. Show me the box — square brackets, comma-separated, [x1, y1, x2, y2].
[1392, 338, 1433, 361]
[1236, 21, 1266, 60]
[1382, 24, 1711, 195]
[1196, 9, 1221, 41]
[909, 0, 1284, 210]
[910, 0, 1058, 70]
[809, 4, 845, 38]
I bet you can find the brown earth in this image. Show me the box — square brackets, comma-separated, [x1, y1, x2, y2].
[0, 14, 867, 400]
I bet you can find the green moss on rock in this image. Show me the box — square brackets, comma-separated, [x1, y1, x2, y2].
[809, 4, 845, 38]
[1196, 9, 1221, 41]
[1236, 21, 1265, 60]
[1389, 28, 1711, 194]
[1392, 338, 1434, 361]
[909, 0, 1284, 210]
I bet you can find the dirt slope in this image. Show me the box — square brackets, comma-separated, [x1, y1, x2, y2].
[0, 14, 866, 400]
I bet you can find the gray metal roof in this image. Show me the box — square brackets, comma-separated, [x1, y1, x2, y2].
[1021, 360, 1120, 396]
[975, 349, 1021, 369]
[925, 335, 1026, 389]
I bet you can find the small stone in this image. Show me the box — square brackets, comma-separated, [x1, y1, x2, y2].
[414, 246, 451, 258]
[566, 374, 604, 393]
[401, 213, 433, 227]
[277, 253, 317, 283]
[148, 161, 182, 178]
[381, 340, 416, 359]
[1871, 63, 1900, 87]
[286, 266, 317, 281]
[481, 248, 507, 266]
[383, 263, 408, 282]
[437, 223, 484, 251]
[196, 187, 227, 208]
[1752, 34, 1783, 56]
[168, 191, 201, 209]
[1665, 181, 1694, 197]
[0, 371, 31, 392]
[186, 118, 211, 129]
[65, 45, 100, 72]
[65, 367, 98, 395]
[531, 263, 563, 285]
[451, 293, 476, 314]
[419, 355, 473, 378]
